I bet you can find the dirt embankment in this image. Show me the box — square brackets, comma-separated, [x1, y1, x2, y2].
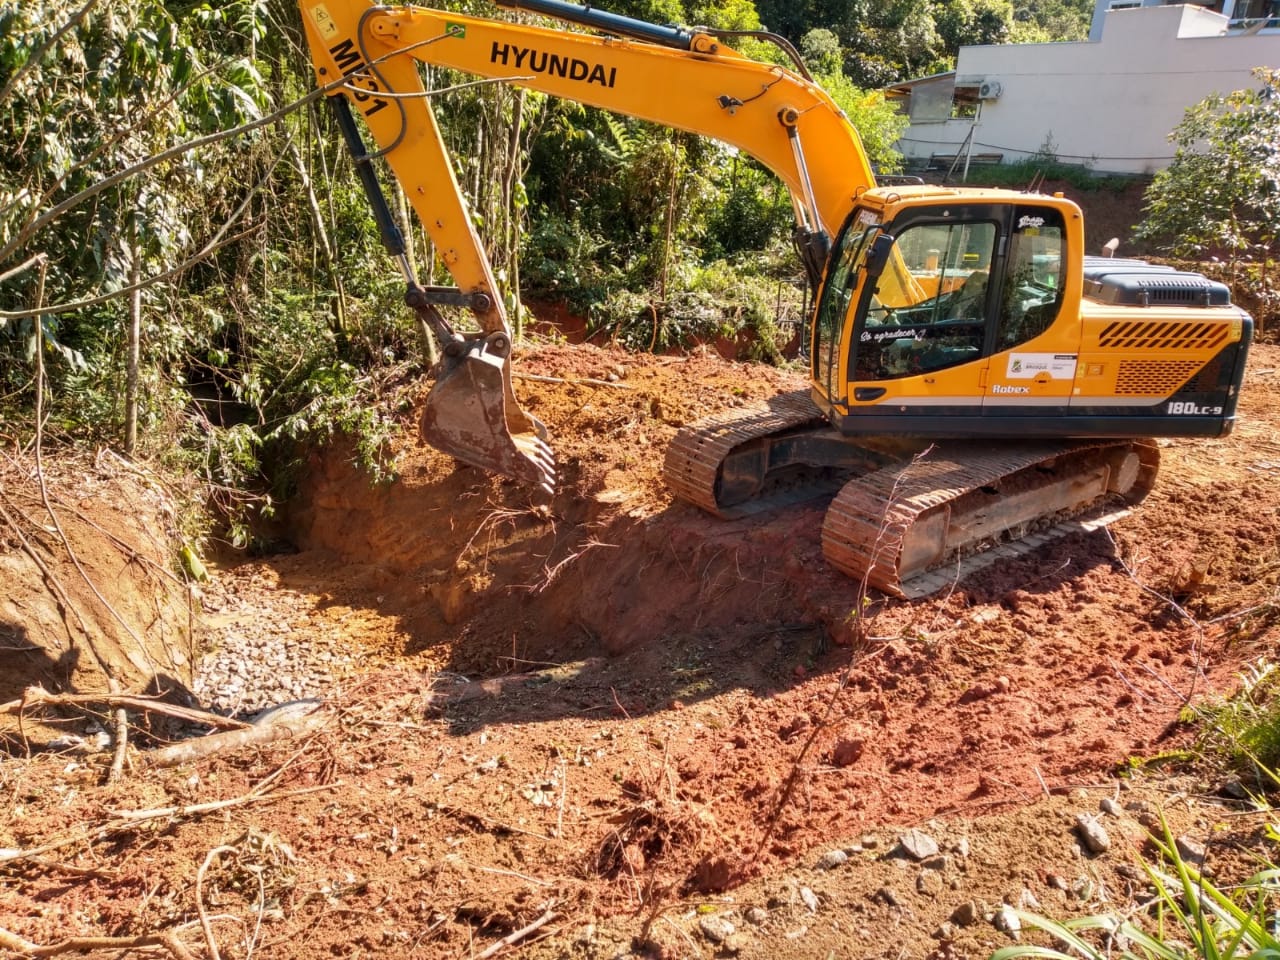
[0, 451, 194, 727]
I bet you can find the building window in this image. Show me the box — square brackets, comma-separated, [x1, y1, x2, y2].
[952, 86, 980, 119]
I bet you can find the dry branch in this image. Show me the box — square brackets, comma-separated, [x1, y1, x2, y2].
[0, 686, 250, 731]
[196, 845, 239, 960]
[108, 685, 128, 783]
[473, 908, 557, 960]
[148, 702, 333, 768]
[0, 783, 339, 868]
[513, 371, 634, 390]
[0, 925, 196, 960]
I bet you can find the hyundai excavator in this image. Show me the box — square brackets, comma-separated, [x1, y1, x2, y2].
[298, 0, 1253, 596]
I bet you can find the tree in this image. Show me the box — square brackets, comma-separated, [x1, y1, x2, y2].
[799, 28, 842, 75]
[1135, 68, 1280, 264]
[1008, 0, 1093, 43]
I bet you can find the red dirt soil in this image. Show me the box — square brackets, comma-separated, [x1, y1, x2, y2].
[1, 342, 1278, 959]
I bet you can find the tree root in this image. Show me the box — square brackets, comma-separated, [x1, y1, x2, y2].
[0, 925, 197, 960]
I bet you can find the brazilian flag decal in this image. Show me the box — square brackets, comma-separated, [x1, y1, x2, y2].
[445, 22, 465, 38]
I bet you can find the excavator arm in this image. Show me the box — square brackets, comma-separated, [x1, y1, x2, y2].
[296, 0, 878, 490]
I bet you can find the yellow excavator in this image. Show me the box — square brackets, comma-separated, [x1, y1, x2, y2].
[297, 0, 1253, 596]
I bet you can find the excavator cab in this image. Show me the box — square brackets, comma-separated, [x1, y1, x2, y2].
[812, 187, 1245, 446]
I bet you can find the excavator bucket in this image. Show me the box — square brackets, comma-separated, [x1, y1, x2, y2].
[420, 331, 555, 495]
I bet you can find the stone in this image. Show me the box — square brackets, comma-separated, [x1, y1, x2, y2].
[832, 737, 865, 767]
[745, 907, 768, 926]
[817, 849, 848, 870]
[950, 900, 985, 926]
[933, 921, 958, 941]
[800, 887, 820, 913]
[994, 905, 1021, 939]
[898, 828, 940, 861]
[875, 887, 901, 908]
[1075, 814, 1111, 854]
[698, 915, 734, 944]
[1175, 835, 1207, 867]
[1100, 797, 1122, 817]
[916, 870, 944, 897]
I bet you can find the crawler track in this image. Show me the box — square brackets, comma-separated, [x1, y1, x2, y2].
[662, 390, 828, 517]
[821, 439, 1160, 596]
[665, 398, 1160, 596]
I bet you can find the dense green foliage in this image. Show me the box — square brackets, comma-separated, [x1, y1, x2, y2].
[0, 0, 407, 544]
[0, 0, 1097, 543]
[1135, 68, 1280, 263]
[755, 0, 1093, 86]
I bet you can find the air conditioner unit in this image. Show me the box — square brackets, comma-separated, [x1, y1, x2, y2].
[979, 80, 1003, 100]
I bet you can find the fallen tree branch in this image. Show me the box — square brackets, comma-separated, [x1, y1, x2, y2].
[147, 702, 333, 768]
[108, 682, 128, 783]
[0, 925, 196, 960]
[196, 845, 239, 960]
[513, 372, 634, 390]
[107, 781, 337, 823]
[0, 782, 339, 867]
[474, 907, 557, 960]
[0, 686, 250, 731]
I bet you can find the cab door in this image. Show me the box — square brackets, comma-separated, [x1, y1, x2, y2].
[841, 214, 999, 431]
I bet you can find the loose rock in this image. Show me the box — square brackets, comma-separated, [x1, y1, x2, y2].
[817, 849, 848, 870]
[875, 887, 901, 908]
[1075, 814, 1111, 854]
[898, 828, 940, 861]
[933, 921, 958, 941]
[950, 900, 985, 926]
[916, 870, 944, 897]
[698, 915, 734, 944]
[800, 887, 820, 913]
[994, 905, 1022, 939]
[1175, 835, 1207, 868]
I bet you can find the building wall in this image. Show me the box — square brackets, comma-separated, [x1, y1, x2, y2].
[895, 4, 1278, 175]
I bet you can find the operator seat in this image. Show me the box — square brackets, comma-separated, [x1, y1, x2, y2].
[950, 270, 989, 320]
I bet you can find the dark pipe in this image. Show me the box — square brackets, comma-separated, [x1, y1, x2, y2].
[329, 95, 406, 258]
[494, 0, 695, 50]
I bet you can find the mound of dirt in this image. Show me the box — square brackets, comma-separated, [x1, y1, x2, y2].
[0, 450, 195, 739]
[288, 343, 866, 668]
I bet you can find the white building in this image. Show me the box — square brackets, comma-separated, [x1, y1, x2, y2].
[886, 0, 1279, 176]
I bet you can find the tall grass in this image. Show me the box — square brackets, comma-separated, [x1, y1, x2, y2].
[991, 820, 1280, 960]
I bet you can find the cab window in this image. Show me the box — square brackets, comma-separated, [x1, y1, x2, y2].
[995, 207, 1066, 351]
[812, 213, 879, 395]
[854, 220, 997, 381]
